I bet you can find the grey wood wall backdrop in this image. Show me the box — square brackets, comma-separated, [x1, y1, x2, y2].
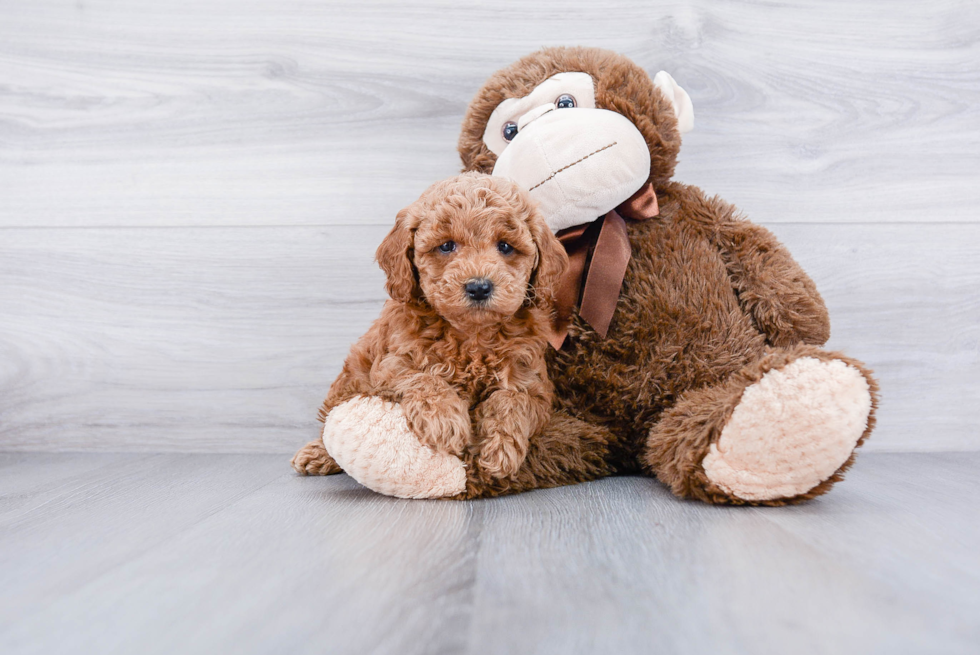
[1, 0, 978, 453]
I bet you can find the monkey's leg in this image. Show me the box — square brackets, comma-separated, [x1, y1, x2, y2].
[642, 344, 878, 506]
[290, 440, 343, 476]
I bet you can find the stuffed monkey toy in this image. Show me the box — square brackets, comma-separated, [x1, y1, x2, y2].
[293, 46, 878, 505]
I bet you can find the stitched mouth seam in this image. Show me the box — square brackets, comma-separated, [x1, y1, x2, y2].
[528, 141, 618, 192]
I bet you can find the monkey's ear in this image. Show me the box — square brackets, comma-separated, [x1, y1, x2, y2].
[527, 206, 569, 311]
[653, 71, 694, 135]
[375, 208, 419, 303]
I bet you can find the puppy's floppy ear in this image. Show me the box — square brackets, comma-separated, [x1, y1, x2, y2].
[526, 205, 568, 310]
[375, 207, 419, 303]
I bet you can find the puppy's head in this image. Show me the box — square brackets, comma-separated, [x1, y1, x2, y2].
[376, 173, 567, 328]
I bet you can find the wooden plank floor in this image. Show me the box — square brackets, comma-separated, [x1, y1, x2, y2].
[1, 452, 978, 654]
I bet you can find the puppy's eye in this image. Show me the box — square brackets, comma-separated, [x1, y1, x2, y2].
[556, 94, 576, 109]
[502, 121, 519, 142]
[497, 241, 514, 255]
[438, 240, 456, 254]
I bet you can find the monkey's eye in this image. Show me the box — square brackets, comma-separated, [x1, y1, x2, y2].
[438, 240, 456, 254]
[497, 241, 514, 255]
[556, 94, 576, 109]
[501, 121, 519, 142]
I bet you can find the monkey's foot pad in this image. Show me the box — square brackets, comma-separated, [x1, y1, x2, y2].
[703, 357, 873, 501]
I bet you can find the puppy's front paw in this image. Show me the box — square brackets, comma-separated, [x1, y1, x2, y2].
[477, 431, 528, 479]
[403, 396, 472, 457]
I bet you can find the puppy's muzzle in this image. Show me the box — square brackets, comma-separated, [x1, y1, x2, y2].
[464, 278, 494, 303]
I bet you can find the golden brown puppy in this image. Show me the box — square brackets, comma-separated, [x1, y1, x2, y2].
[292, 173, 567, 479]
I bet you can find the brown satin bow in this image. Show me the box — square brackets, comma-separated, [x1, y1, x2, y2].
[549, 182, 660, 350]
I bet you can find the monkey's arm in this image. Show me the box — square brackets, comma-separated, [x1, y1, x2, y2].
[690, 191, 830, 346]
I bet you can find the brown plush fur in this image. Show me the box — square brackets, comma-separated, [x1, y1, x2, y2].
[292, 173, 568, 479]
[452, 46, 879, 504]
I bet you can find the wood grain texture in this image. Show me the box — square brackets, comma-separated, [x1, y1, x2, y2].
[0, 225, 389, 452]
[1, 222, 978, 452]
[1, 455, 479, 655]
[0, 452, 977, 654]
[469, 454, 980, 654]
[0, 0, 977, 227]
[0, 454, 286, 629]
[1, 1, 977, 453]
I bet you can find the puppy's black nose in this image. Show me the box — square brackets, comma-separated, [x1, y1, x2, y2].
[464, 278, 494, 302]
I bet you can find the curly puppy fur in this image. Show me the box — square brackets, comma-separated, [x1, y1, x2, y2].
[293, 173, 568, 480]
[453, 46, 879, 504]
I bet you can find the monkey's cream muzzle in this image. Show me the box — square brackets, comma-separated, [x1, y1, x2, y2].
[492, 107, 651, 233]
